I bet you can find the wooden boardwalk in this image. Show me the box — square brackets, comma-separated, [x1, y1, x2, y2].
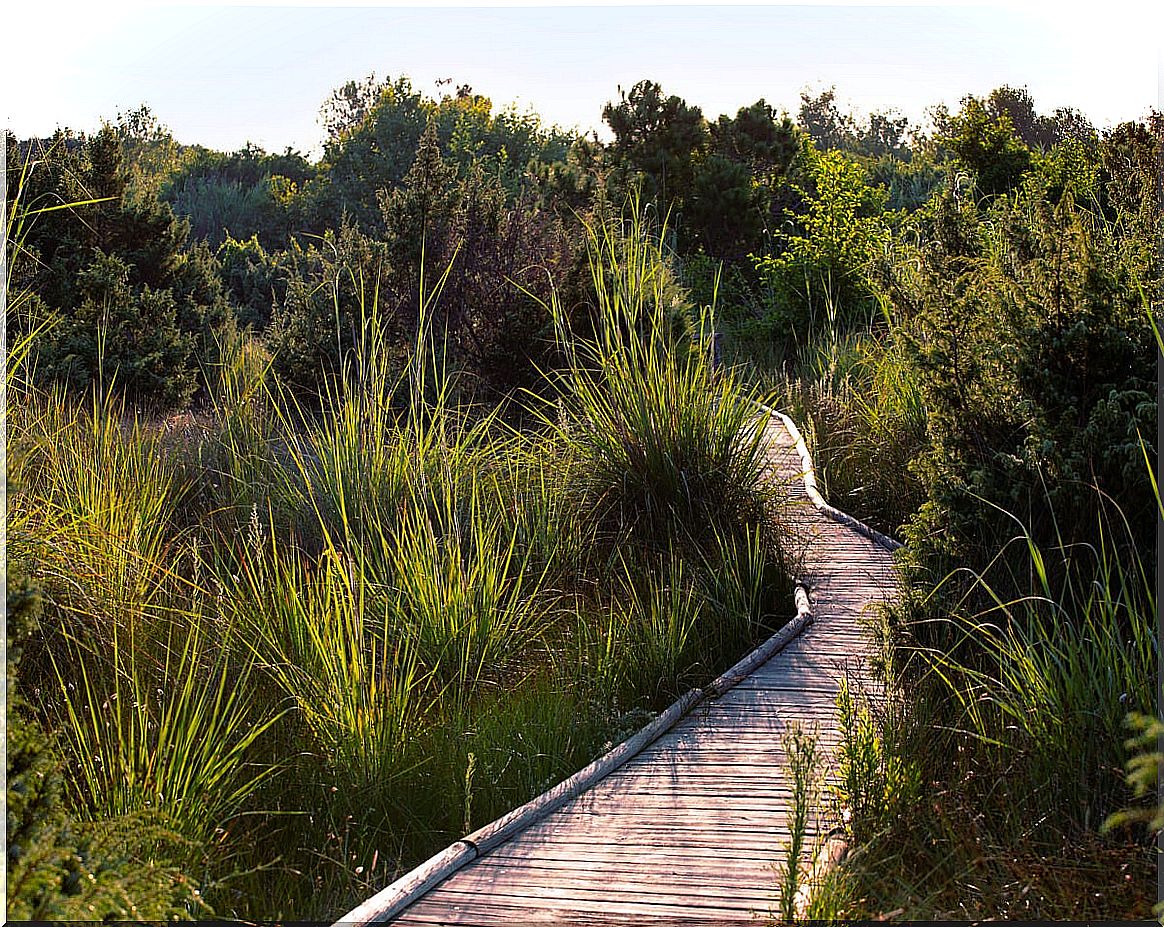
[340, 411, 900, 925]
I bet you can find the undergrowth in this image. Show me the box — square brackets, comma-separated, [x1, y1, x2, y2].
[8, 205, 796, 919]
[805, 493, 1157, 920]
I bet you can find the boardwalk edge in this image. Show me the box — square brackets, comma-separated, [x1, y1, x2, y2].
[464, 686, 704, 857]
[754, 400, 904, 552]
[705, 583, 814, 698]
[335, 686, 706, 924]
[335, 841, 477, 926]
[794, 828, 851, 918]
[337, 577, 818, 924]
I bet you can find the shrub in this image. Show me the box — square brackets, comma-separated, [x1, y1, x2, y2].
[216, 234, 288, 331]
[8, 129, 232, 411]
[898, 173, 1156, 578]
[753, 147, 893, 350]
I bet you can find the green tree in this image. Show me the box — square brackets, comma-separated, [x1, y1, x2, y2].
[314, 74, 430, 230]
[265, 222, 393, 392]
[938, 96, 1032, 196]
[216, 234, 289, 330]
[378, 121, 573, 391]
[856, 109, 912, 159]
[313, 74, 573, 235]
[686, 154, 763, 261]
[9, 129, 232, 410]
[895, 157, 1156, 572]
[797, 87, 857, 153]
[710, 99, 801, 183]
[984, 85, 1096, 152]
[754, 146, 892, 342]
[1099, 115, 1163, 228]
[161, 143, 314, 249]
[602, 80, 709, 210]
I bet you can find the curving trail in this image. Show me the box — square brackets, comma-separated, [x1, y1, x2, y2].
[338, 411, 900, 925]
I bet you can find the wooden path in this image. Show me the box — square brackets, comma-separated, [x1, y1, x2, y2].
[339, 410, 900, 925]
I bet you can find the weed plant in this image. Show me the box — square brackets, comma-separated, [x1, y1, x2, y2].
[781, 723, 821, 922]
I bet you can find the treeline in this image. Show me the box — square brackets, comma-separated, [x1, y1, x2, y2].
[9, 77, 1159, 551]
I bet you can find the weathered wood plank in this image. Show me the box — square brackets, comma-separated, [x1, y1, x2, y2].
[475, 851, 790, 872]
[413, 887, 780, 917]
[420, 872, 782, 906]
[474, 851, 787, 873]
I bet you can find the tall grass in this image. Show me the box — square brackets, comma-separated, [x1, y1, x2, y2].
[808, 490, 1157, 919]
[50, 616, 281, 847]
[12, 388, 183, 629]
[546, 204, 778, 555]
[926, 502, 1156, 829]
[774, 323, 927, 536]
[10, 206, 797, 919]
[8, 382, 287, 902]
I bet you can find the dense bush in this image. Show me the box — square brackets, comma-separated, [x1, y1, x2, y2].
[895, 161, 1157, 577]
[268, 123, 578, 396]
[752, 146, 893, 348]
[312, 74, 573, 234]
[936, 97, 1033, 196]
[7, 130, 232, 410]
[161, 143, 314, 249]
[216, 233, 290, 331]
[265, 222, 395, 392]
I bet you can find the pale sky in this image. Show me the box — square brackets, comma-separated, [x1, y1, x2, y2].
[4, 1, 1161, 158]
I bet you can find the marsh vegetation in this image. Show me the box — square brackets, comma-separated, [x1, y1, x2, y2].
[6, 79, 1159, 919]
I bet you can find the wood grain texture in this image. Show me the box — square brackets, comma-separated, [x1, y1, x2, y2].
[335, 412, 899, 926]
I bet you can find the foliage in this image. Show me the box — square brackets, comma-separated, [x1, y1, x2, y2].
[1098, 113, 1163, 240]
[778, 722, 821, 923]
[981, 85, 1097, 152]
[798, 86, 913, 159]
[866, 152, 946, 211]
[268, 124, 575, 396]
[1103, 713, 1164, 836]
[685, 153, 764, 260]
[162, 142, 313, 250]
[107, 105, 185, 202]
[216, 233, 290, 330]
[711, 99, 801, 182]
[7, 129, 233, 410]
[698, 100, 806, 258]
[777, 329, 927, 536]
[798, 87, 858, 153]
[753, 146, 892, 347]
[265, 221, 394, 392]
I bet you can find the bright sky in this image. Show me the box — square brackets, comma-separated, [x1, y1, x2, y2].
[4, 2, 1161, 158]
